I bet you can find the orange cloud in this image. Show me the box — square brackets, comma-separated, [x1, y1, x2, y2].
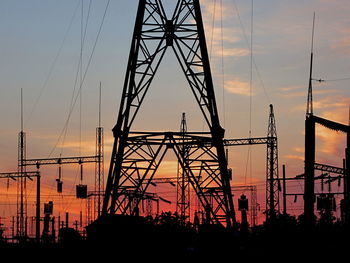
[279, 85, 337, 98]
[211, 47, 250, 57]
[315, 107, 348, 158]
[291, 95, 349, 112]
[200, 0, 248, 61]
[284, 154, 304, 161]
[224, 78, 255, 96]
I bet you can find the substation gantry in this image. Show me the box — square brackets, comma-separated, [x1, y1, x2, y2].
[302, 30, 350, 226]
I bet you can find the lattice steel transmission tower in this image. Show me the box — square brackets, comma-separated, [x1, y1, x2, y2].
[176, 113, 191, 223]
[266, 104, 280, 221]
[102, 0, 236, 227]
[17, 88, 28, 239]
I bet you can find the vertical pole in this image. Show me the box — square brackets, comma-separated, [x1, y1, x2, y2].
[269, 140, 275, 220]
[51, 217, 56, 240]
[343, 159, 347, 223]
[12, 216, 15, 239]
[18, 88, 25, 238]
[25, 216, 28, 237]
[80, 211, 83, 228]
[65, 212, 69, 228]
[304, 13, 316, 228]
[282, 164, 287, 215]
[36, 173, 40, 242]
[16, 216, 19, 238]
[304, 117, 315, 226]
[345, 126, 350, 226]
[95, 82, 104, 219]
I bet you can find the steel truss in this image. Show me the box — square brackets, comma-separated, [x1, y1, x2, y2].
[103, 0, 235, 227]
[104, 131, 234, 226]
[266, 105, 280, 220]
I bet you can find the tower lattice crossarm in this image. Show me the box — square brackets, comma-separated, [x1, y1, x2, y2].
[102, 0, 236, 228]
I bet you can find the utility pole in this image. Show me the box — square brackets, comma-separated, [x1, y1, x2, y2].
[304, 13, 316, 227]
[36, 171, 40, 242]
[95, 82, 104, 218]
[345, 109, 350, 226]
[18, 88, 27, 239]
[282, 164, 287, 215]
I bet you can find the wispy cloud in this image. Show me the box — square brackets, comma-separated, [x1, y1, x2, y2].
[211, 47, 250, 57]
[291, 96, 349, 112]
[284, 154, 304, 161]
[201, 0, 249, 60]
[316, 125, 346, 157]
[224, 78, 254, 96]
[279, 84, 338, 99]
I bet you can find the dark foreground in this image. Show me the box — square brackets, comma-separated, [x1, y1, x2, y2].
[1, 214, 349, 260]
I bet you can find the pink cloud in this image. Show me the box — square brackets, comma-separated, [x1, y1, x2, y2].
[224, 78, 255, 96]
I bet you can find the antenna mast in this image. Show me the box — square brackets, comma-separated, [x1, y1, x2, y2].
[306, 12, 315, 116]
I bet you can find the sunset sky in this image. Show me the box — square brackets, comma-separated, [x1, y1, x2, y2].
[0, 0, 349, 233]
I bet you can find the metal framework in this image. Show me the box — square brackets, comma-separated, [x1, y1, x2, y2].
[17, 130, 27, 238]
[0, 171, 40, 240]
[95, 127, 104, 218]
[303, 14, 349, 226]
[224, 137, 274, 146]
[266, 104, 280, 220]
[224, 132, 279, 221]
[21, 154, 103, 222]
[222, 105, 280, 222]
[304, 113, 348, 226]
[282, 163, 347, 215]
[231, 185, 258, 226]
[314, 162, 345, 175]
[176, 113, 191, 223]
[102, 0, 235, 227]
[21, 155, 100, 167]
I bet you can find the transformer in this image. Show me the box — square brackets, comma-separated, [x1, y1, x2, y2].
[44, 201, 53, 215]
[317, 194, 336, 211]
[238, 195, 249, 211]
[76, 184, 87, 199]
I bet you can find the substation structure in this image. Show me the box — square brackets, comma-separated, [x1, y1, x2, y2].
[133, 105, 278, 227]
[282, 162, 347, 223]
[223, 104, 280, 223]
[0, 171, 40, 240]
[0, 123, 104, 241]
[303, 113, 349, 226]
[101, 0, 281, 229]
[301, 40, 350, 227]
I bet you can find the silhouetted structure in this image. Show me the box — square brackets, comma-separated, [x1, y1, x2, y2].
[177, 113, 191, 224]
[303, 14, 349, 227]
[0, 171, 40, 241]
[266, 104, 280, 221]
[102, 0, 235, 227]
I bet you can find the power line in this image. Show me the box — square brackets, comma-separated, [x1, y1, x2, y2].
[48, 0, 110, 158]
[231, 0, 271, 104]
[220, 0, 226, 127]
[313, 77, 350, 82]
[24, 1, 81, 129]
